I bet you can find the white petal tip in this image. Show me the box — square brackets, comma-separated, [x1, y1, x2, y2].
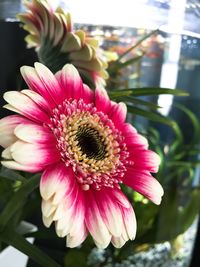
[2, 147, 12, 159]
[42, 215, 53, 228]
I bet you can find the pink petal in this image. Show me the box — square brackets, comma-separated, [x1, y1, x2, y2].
[129, 149, 161, 173]
[108, 102, 127, 129]
[56, 64, 84, 100]
[122, 123, 137, 135]
[1, 160, 44, 172]
[40, 163, 80, 235]
[10, 140, 60, 170]
[84, 190, 111, 248]
[0, 115, 30, 148]
[20, 65, 56, 108]
[69, 189, 85, 236]
[55, 187, 85, 238]
[95, 87, 111, 113]
[95, 188, 123, 237]
[54, 187, 79, 235]
[109, 188, 131, 209]
[65, 191, 87, 247]
[14, 123, 55, 144]
[82, 84, 94, 104]
[124, 168, 164, 205]
[21, 89, 52, 115]
[34, 63, 64, 105]
[120, 205, 137, 240]
[55, 200, 78, 237]
[3, 91, 50, 124]
[122, 123, 148, 149]
[40, 162, 75, 202]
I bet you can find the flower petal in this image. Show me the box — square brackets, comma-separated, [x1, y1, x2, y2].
[95, 87, 111, 113]
[2, 146, 12, 159]
[14, 123, 55, 144]
[129, 149, 161, 173]
[10, 140, 60, 169]
[82, 84, 94, 104]
[95, 188, 123, 237]
[40, 162, 75, 202]
[56, 64, 84, 100]
[66, 224, 88, 248]
[111, 235, 127, 248]
[1, 160, 44, 172]
[84, 190, 111, 248]
[0, 115, 29, 148]
[68, 190, 85, 236]
[42, 199, 57, 218]
[34, 62, 64, 105]
[3, 91, 50, 124]
[124, 168, 164, 205]
[109, 188, 131, 209]
[65, 191, 87, 247]
[123, 123, 148, 149]
[55, 186, 85, 237]
[42, 214, 54, 228]
[120, 205, 137, 240]
[108, 102, 127, 129]
[21, 89, 52, 115]
[40, 163, 82, 238]
[55, 200, 77, 237]
[20, 65, 56, 108]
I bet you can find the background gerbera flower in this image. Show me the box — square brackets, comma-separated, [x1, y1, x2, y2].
[18, 0, 108, 88]
[0, 62, 163, 248]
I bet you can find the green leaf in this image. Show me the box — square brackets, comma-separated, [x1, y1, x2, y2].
[117, 96, 161, 110]
[0, 228, 61, 267]
[24, 229, 58, 240]
[188, 149, 200, 156]
[174, 103, 200, 146]
[167, 121, 184, 154]
[167, 161, 200, 168]
[0, 178, 13, 204]
[148, 127, 160, 143]
[164, 166, 194, 184]
[179, 188, 200, 232]
[64, 250, 87, 267]
[0, 174, 40, 231]
[0, 166, 27, 182]
[127, 105, 173, 125]
[108, 88, 188, 98]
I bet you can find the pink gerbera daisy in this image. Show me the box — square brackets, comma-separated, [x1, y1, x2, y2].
[0, 63, 163, 248]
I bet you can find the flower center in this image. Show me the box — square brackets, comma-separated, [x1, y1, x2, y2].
[49, 99, 132, 191]
[76, 126, 106, 161]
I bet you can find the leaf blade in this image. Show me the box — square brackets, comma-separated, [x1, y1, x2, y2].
[0, 229, 61, 267]
[0, 174, 40, 230]
[108, 88, 188, 98]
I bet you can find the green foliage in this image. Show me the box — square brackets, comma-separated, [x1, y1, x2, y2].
[0, 228, 61, 267]
[133, 104, 200, 244]
[0, 173, 40, 231]
[64, 250, 88, 267]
